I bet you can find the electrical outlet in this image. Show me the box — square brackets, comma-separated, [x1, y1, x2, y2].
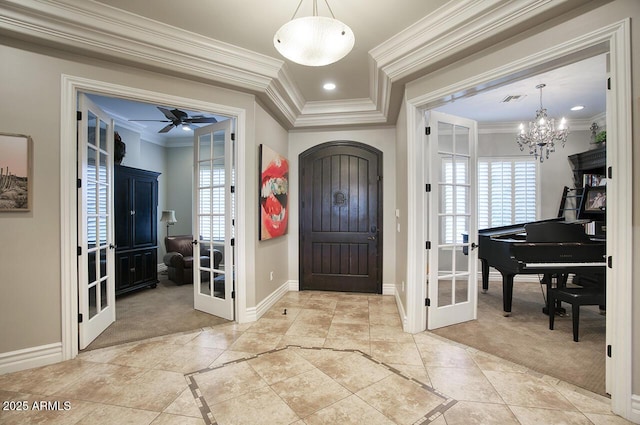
[270, 271, 274, 281]
[402, 281, 405, 292]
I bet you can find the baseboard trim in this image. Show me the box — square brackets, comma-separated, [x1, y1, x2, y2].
[630, 394, 640, 423]
[246, 281, 291, 322]
[395, 289, 408, 331]
[0, 343, 63, 375]
[288, 280, 299, 291]
[382, 283, 396, 296]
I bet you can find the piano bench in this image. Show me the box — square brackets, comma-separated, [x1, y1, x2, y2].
[548, 286, 605, 342]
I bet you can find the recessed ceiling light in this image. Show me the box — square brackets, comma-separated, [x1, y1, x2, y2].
[571, 105, 585, 111]
[323, 82, 336, 91]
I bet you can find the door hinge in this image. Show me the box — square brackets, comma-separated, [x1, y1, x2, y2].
[425, 298, 431, 306]
[425, 127, 431, 135]
[426, 241, 431, 250]
[425, 184, 431, 192]
[230, 238, 235, 246]
[77, 178, 82, 189]
[77, 246, 82, 256]
[76, 111, 82, 121]
[231, 133, 235, 141]
[608, 166, 612, 179]
[607, 77, 611, 90]
[231, 290, 235, 299]
[230, 185, 235, 193]
[607, 256, 612, 268]
[607, 344, 612, 357]
[78, 313, 83, 323]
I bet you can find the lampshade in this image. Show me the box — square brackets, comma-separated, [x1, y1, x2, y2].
[274, 12, 354, 66]
[160, 210, 177, 224]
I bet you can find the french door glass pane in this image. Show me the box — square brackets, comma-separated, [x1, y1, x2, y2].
[454, 125, 470, 155]
[438, 122, 453, 152]
[88, 251, 96, 283]
[88, 284, 97, 319]
[438, 278, 452, 307]
[100, 279, 108, 310]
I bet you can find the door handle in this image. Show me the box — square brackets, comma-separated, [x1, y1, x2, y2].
[471, 242, 478, 250]
[367, 236, 376, 241]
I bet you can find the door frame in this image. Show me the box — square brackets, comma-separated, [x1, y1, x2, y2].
[298, 140, 383, 293]
[404, 20, 632, 418]
[60, 75, 248, 359]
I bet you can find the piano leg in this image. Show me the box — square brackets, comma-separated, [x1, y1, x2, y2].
[502, 273, 515, 316]
[542, 273, 567, 316]
[481, 259, 489, 293]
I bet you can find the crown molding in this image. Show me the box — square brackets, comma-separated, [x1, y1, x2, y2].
[479, 116, 605, 134]
[1, 0, 579, 128]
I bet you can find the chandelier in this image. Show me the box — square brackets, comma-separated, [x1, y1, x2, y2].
[516, 84, 569, 162]
[274, 0, 355, 67]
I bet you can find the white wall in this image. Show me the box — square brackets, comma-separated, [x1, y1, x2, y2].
[287, 128, 397, 290]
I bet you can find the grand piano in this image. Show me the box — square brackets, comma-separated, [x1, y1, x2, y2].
[475, 219, 606, 316]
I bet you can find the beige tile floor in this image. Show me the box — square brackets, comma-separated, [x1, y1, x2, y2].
[0, 291, 633, 425]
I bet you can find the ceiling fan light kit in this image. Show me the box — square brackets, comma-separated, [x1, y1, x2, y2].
[274, 0, 355, 66]
[130, 106, 217, 133]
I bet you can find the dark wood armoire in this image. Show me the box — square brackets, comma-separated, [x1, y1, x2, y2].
[114, 164, 160, 295]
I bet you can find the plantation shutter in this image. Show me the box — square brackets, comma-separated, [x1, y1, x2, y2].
[199, 167, 225, 240]
[478, 157, 537, 229]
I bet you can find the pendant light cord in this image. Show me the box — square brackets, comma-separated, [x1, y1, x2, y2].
[289, 0, 337, 19]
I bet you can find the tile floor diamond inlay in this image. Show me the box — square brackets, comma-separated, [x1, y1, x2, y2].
[185, 346, 457, 425]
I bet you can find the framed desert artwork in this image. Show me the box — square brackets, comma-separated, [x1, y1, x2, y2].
[0, 133, 32, 212]
[259, 144, 289, 240]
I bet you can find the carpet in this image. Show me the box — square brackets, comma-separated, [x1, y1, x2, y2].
[431, 279, 607, 396]
[85, 276, 230, 350]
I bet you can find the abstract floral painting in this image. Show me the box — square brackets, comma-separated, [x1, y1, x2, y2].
[259, 144, 289, 240]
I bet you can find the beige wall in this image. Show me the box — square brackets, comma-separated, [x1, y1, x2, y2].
[164, 145, 194, 240]
[0, 40, 257, 354]
[404, 0, 640, 397]
[254, 103, 290, 304]
[395, 100, 409, 316]
[287, 128, 397, 290]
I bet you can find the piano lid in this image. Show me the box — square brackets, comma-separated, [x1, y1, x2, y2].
[478, 217, 564, 237]
[524, 221, 591, 243]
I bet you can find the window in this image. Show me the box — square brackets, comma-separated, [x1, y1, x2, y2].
[198, 165, 225, 241]
[477, 157, 537, 229]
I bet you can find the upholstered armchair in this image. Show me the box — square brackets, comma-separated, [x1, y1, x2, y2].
[163, 235, 223, 285]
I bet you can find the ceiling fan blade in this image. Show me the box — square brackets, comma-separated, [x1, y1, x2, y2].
[185, 117, 218, 124]
[128, 119, 171, 122]
[157, 106, 179, 122]
[158, 123, 175, 133]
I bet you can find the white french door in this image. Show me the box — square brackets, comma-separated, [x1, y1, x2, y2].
[77, 94, 116, 348]
[425, 111, 478, 330]
[193, 120, 235, 320]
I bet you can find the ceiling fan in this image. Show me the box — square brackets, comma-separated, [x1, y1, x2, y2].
[130, 106, 217, 133]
